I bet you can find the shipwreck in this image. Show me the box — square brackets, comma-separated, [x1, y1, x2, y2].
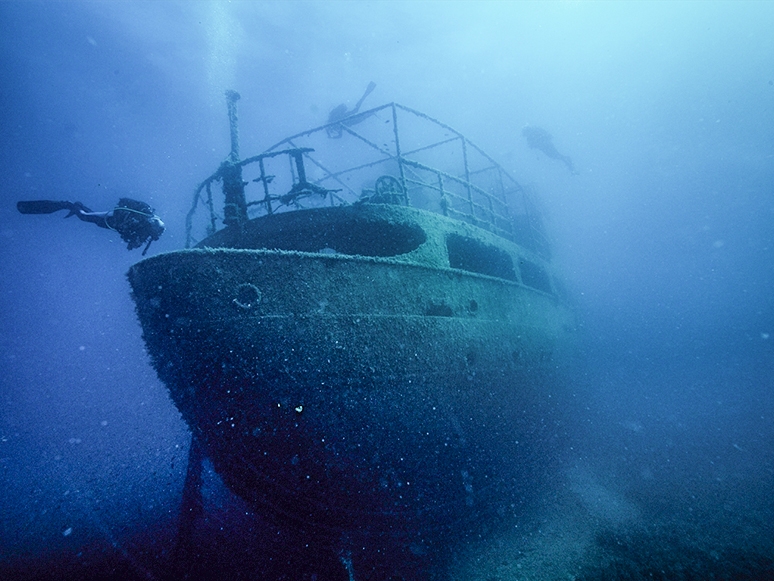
[128, 91, 575, 578]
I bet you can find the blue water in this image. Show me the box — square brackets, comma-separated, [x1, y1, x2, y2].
[1, 2, 772, 579]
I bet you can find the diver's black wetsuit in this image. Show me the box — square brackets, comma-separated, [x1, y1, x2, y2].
[522, 126, 577, 175]
[326, 81, 377, 138]
[17, 198, 165, 255]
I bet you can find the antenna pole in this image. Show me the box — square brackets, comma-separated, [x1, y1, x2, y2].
[226, 90, 241, 162]
[222, 90, 247, 227]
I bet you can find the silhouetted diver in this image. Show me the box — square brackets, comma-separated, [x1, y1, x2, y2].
[522, 125, 577, 174]
[326, 81, 377, 138]
[17, 198, 165, 255]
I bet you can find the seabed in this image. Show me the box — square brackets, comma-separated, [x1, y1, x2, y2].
[450, 462, 774, 581]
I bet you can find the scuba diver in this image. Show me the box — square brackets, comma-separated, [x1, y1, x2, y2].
[326, 81, 377, 138]
[522, 125, 578, 175]
[17, 197, 165, 255]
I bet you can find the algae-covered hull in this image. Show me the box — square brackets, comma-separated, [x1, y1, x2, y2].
[128, 205, 574, 538]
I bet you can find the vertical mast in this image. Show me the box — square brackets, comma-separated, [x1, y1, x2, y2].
[222, 90, 247, 227]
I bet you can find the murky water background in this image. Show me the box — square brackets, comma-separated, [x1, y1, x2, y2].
[2, 2, 772, 579]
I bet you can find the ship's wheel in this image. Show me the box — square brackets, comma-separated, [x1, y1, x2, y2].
[372, 175, 406, 205]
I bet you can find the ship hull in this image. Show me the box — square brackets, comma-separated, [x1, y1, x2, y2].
[129, 241, 573, 540]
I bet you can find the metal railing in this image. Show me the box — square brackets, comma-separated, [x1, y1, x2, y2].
[186, 101, 551, 258]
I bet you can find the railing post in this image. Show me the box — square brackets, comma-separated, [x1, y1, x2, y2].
[437, 174, 448, 216]
[258, 158, 273, 215]
[391, 104, 409, 205]
[460, 137, 474, 218]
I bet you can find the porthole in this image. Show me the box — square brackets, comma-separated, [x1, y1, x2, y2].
[234, 283, 262, 309]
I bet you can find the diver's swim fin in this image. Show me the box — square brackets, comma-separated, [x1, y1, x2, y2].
[18, 200, 72, 214]
[354, 81, 377, 112]
[17, 200, 89, 217]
